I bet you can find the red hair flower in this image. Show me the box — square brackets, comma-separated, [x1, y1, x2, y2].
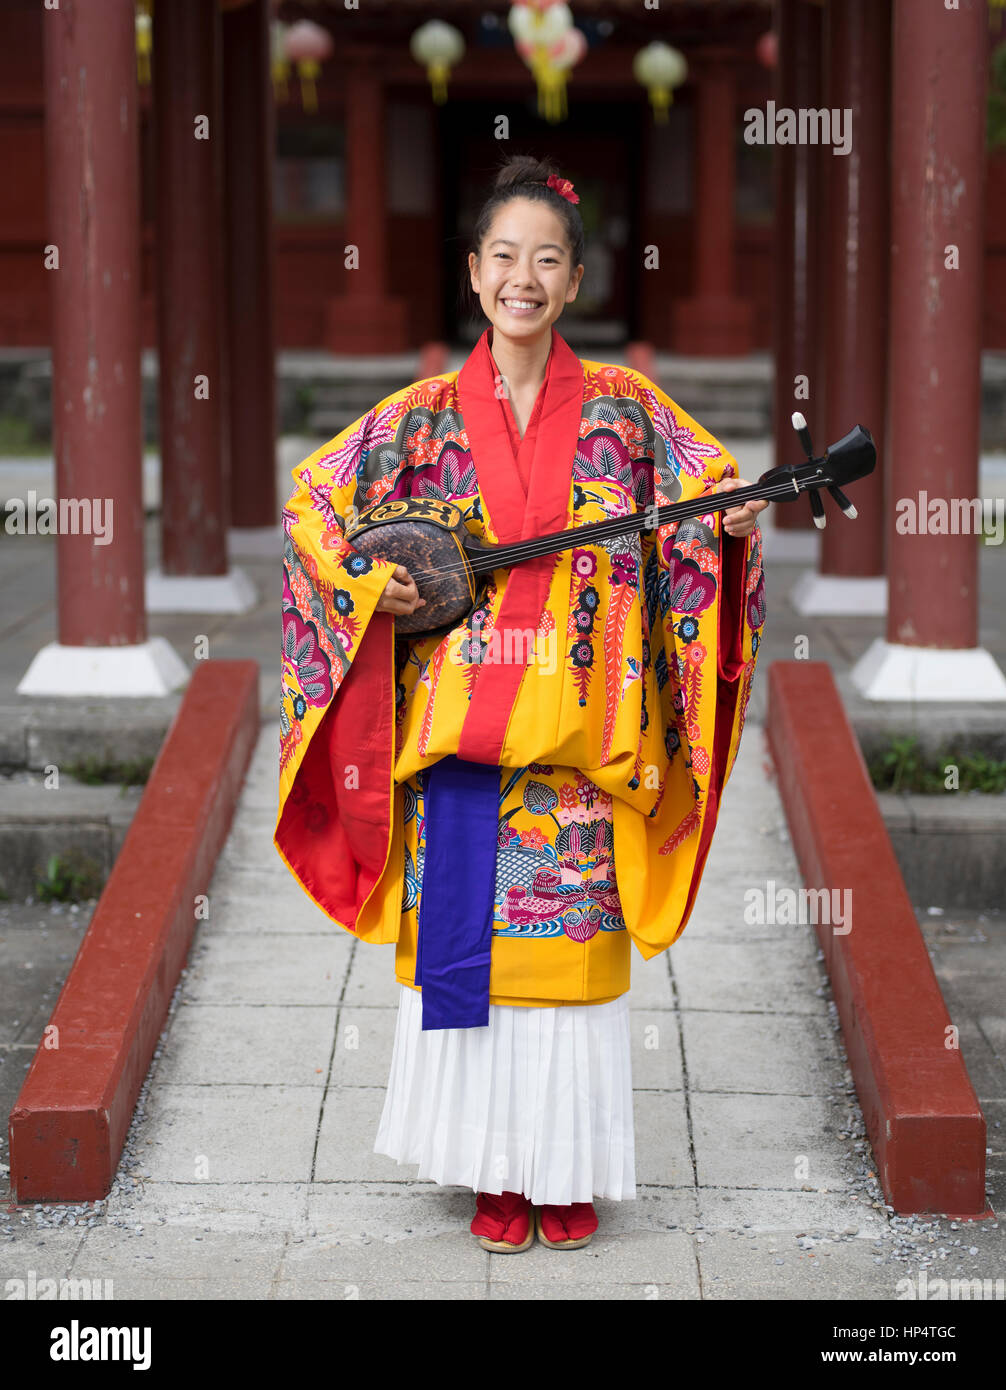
[545, 173, 579, 204]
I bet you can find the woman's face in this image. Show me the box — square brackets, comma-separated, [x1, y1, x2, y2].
[468, 198, 584, 347]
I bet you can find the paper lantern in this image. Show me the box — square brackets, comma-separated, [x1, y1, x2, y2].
[633, 41, 688, 123]
[283, 19, 334, 113]
[135, 0, 152, 87]
[410, 20, 466, 105]
[550, 26, 587, 73]
[508, 2, 573, 47]
[509, 3, 578, 123]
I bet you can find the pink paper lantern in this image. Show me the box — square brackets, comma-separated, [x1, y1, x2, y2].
[284, 19, 333, 64]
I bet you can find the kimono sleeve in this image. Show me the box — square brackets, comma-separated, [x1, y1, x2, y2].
[273, 407, 407, 943]
[617, 375, 767, 959]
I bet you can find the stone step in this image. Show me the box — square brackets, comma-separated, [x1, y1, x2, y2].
[877, 791, 1006, 913]
[0, 772, 144, 901]
[6, 348, 1006, 448]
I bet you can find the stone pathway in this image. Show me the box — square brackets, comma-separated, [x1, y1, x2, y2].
[7, 717, 1001, 1300]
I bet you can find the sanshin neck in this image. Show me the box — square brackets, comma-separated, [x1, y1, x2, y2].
[478, 476, 792, 572]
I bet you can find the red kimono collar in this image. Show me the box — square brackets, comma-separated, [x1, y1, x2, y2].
[458, 325, 584, 545]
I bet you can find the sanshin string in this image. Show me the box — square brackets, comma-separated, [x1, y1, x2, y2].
[384, 476, 800, 588]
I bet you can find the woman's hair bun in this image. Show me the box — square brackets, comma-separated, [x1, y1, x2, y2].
[493, 154, 557, 193]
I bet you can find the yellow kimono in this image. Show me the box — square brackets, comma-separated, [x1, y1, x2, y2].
[274, 327, 765, 1009]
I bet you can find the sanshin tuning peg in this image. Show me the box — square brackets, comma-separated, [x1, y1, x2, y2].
[827, 484, 858, 519]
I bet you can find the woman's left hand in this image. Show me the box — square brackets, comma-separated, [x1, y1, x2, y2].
[713, 477, 769, 539]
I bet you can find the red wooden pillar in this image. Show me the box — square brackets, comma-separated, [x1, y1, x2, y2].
[222, 0, 277, 531]
[42, 0, 145, 647]
[153, 0, 228, 576]
[324, 57, 407, 354]
[887, 0, 984, 649]
[814, 0, 890, 587]
[672, 55, 754, 356]
[772, 0, 823, 530]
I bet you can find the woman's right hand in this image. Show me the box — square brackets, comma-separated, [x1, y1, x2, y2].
[375, 564, 426, 615]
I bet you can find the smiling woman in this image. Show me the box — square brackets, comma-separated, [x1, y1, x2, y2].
[465, 158, 585, 437]
[275, 152, 769, 1256]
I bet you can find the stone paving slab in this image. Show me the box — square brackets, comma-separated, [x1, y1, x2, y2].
[281, 1227, 488, 1284]
[681, 1010, 844, 1097]
[102, 1181, 309, 1234]
[671, 937, 831, 1015]
[627, 952, 676, 1009]
[0, 1227, 87, 1281]
[202, 871, 338, 934]
[128, 1084, 325, 1185]
[329, 1009, 401, 1087]
[630, 1090, 694, 1188]
[694, 1231, 900, 1300]
[690, 1092, 850, 1191]
[627, 1008, 684, 1090]
[343, 943, 402, 1006]
[273, 1280, 488, 1300]
[0, 906, 88, 1046]
[152, 1004, 337, 1088]
[182, 932, 353, 1007]
[70, 1223, 286, 1285]
[487, 1230, 700, 1291]
[695, 1187, 887, 1236]
[314, 1086, 416, 1185]
[485, 1280, 691, 1300]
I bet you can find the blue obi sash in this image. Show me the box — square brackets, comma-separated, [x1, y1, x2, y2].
[415, 755, 500, 1031]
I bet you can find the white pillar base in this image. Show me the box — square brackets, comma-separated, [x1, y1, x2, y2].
[145, 565, 257, 614]
[850, 638, 1006, 702]
[790, 569, 888, 616]
[16, 636, 190, 698]
[227, 524, 283, 559]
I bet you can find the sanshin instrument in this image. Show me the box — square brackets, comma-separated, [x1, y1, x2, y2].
[344, 416, 875, 638]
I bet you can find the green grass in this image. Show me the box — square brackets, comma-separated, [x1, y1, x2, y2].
[63, 755, 154, 791]
[868, 735, 1006, 794]
[35, 849, 104, 903]
[0, 412, 49, 455]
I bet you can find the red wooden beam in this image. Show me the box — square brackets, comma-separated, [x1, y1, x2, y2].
[8, 661, 260, 1202]
[765, 661, 988, 1217]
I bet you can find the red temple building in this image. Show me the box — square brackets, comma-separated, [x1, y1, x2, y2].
[1, 0, 1004, 701]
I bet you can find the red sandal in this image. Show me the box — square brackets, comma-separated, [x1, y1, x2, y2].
[535, 1201, 598, 1250]
[470, 1189, 535, 1253]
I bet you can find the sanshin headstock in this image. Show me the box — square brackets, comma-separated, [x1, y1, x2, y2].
[760, 414, 875, 528]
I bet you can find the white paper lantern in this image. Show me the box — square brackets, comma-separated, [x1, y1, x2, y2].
[633, 41, 688, 122]
[410, 20, 466, 104]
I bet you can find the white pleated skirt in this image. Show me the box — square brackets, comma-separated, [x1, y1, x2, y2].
[373, 982, 636, 1205]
